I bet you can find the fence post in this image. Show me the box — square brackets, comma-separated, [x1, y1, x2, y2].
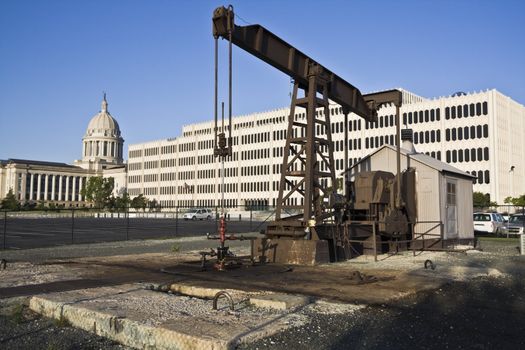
[71, 209, 75, 244]
[126, 206, 130, 240]
[175, 206, 178, 236]
[3, 211, 6, 250]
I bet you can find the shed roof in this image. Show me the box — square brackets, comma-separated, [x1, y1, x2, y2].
[344, 145, 476, 180]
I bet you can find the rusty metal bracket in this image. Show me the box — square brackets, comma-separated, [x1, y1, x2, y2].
[212, 291, 235, 311]
[424, 259, 436, 270]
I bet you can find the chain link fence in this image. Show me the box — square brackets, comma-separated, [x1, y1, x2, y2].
[1, 206, 275, 250]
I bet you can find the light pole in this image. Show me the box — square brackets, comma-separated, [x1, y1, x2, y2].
[509, 166, 515, 213]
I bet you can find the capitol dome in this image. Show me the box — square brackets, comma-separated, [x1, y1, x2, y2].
[81, 94, 124, 165]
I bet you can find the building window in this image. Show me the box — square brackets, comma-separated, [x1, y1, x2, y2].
[476, 102, 482, 116]
[482, 101, 488, 115]
[484, 147, 489, 161]
[484, 170, 490, 184]
[445, 107, 450, 120]
[478, 170, 483, 184]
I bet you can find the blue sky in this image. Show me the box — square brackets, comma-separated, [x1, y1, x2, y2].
[1, 0, 524, 163]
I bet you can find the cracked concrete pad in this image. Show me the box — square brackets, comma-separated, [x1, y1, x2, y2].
[29, 284, 307, 350]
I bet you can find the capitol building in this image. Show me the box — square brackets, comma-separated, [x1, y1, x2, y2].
[1, 88, 524, 209]
[0, 95, 127, 207]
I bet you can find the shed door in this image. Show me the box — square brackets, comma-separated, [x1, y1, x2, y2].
[446, 179, 458, 239]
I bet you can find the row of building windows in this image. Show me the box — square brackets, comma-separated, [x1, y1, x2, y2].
[178, 170, 194, 180]
[129, 150, 143, 158]
[144, 174, 158, 182]
[242, 132, 271, 145]
[218, 168, 238, 177]
[365, 135, 397, 149]
[161, 173, 176, 181]
[241, 181, 270, 192]
[445, 102, 488, 119]
[445, 125, 488, 141]
[161, 145, 177, 154]
[446, 148, 490, 163]
[161, 159, 176, 168]
[128, 175, 141, 184]
[128, 163, 142, 171]
[241, 165, 270, 176]
[144, 161, 158, 169]
[414, 130, 441, 144]
[144, 147, 159, 157]
[472, 170, 490, 184]
[403, 108, 441, 125]
[242, 148, 270, 160]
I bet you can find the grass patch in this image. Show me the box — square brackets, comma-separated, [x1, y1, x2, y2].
[478, 236, 519, 242]
[171, 243, 181, 253]
[9, 303, 25, 324]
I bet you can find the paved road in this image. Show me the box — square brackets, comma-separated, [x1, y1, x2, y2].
[0, 217, 265, 250]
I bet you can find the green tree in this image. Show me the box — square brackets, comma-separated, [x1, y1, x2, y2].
[80, 176, 115, 208]
[131, 194, 148, 212]
[114, 192, 131, 211]
[473, 191, 496, 208]
[0, 189, 20, 210]
[503, 194, 525, 207]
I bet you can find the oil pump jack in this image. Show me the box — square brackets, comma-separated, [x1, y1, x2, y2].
[212, 5, 406, 264]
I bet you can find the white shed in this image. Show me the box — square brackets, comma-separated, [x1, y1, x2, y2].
[346, 136, 475, 244]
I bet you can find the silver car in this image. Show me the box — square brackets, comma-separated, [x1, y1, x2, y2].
[499, 214, 525, 236]
[183, 208, 212, 220]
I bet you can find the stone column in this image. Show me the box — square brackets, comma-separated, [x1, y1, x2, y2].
[58, 176, 63, 201]
[20, 172, 27, 201]
[44, 174, 49, 200]
[72, 176, 77, 202]
[78, 177, 83, 202]
[29, 173, 34, 200]
[65, 176, 70, 202]
[51, 175, 56, 201]
[36, 174, 42, 201]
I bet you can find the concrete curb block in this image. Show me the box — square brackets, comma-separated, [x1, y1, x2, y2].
[29, 296, 230, 350]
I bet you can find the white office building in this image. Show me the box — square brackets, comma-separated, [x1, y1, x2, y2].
[127, 88, 525, 209]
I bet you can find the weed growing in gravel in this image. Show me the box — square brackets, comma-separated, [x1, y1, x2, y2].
[54, 315, 70, 328]
[9, 303, 25, 324]
[46, 341, 60, 350]
[171, 243, 181, 253]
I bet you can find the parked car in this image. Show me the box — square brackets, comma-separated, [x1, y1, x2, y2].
[498, 214, 525, 236]
[183, 208, 212, 220]
[473, 212, 505, 235]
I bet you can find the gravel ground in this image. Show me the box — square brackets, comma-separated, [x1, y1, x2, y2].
[239, 238, 525, 350]
[0, 237, 523, 349]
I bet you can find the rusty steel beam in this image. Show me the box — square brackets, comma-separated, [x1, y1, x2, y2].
[213, 6, 376, 121]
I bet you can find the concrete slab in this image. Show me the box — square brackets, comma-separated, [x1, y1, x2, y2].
[249, 294, 310, 310]
[29, 284, 308, 350]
